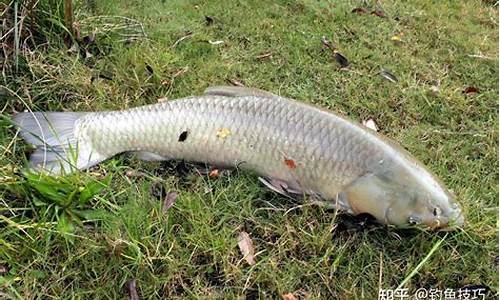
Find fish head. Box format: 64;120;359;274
341;161;464;230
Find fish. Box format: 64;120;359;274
13;86;464;230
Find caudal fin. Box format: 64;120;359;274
13;112;105;175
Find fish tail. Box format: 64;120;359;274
13;112;105;175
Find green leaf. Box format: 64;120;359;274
78;176;110;205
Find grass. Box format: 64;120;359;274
0;0;498;298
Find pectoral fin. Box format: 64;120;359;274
339;173;391;223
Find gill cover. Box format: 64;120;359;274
340;173;412;225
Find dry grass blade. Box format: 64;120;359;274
396;234;447;290
237;231;256;266
255;52;272;59
208;40;224;45
171;31;193;48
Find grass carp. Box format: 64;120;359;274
13;86;464;230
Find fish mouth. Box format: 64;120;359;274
423;210;465;231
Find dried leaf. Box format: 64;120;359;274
256;52;272;59
371;9;386;18
284;157;297;169
282;293;298;300
160;79;171;86
238;231;256;266
379;69;398;83
125;279;140;300
216;128;231;139
209;169;219;179
362;119;378;132
162;191;178;213
208;40;224;45
333;51;349;68
178;130;189;142
390;35;401;42
228;79;245;87
352;7;369;14
157;97;168;103
463;86;479;94
205;15;214;26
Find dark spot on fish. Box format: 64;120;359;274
178;130;189;142
145;63;154;74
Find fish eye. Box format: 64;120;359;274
433;207;441;217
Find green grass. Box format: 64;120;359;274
1;0;498;298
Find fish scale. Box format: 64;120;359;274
79;95;370;200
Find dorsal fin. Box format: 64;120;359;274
203;86;279;98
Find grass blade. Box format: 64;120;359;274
396;233;448;290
